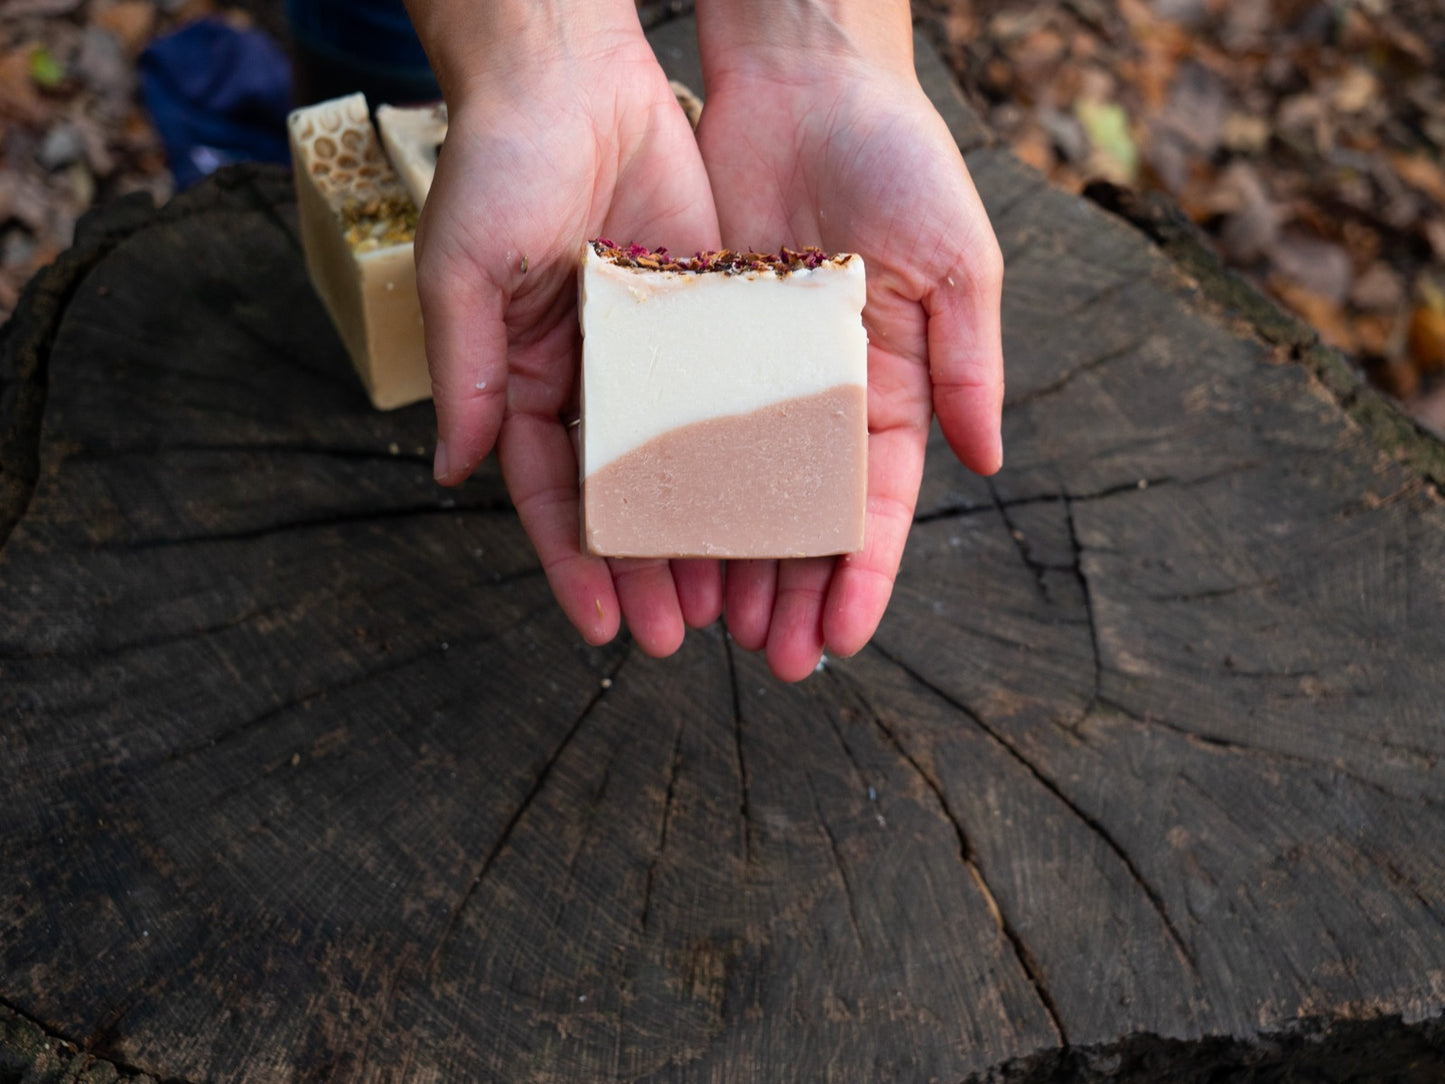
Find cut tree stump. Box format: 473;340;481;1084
3;16;1445;1084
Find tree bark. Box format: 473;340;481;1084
1;15;1443;1084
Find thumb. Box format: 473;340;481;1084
415;242;510;486
927;214;1005;476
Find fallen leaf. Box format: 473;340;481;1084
1076;98;1139;184
1013;124;1056;173
1214;161;1282;262
93;1;159;57
1374;356;1421;401
1425;219;1445;262
1222;111;1271;154
28;46;64;91
0;50;48;126
1354;313;1397;358
1271;231;1355;304
1158;60;1227;154
1351;262;1405;313
1332;65;1380;114
1271;279;1359;353
1408;306;1445;373
1389;152;1445;205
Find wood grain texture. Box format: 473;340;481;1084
2;17;1444;1084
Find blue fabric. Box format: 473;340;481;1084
139;19;293;189
286;0;431;70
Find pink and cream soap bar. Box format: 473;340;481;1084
579;241;869;558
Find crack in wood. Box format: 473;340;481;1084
0;602;283;663
1109;700;1445;825
722;635;754;867
1064;495;1104;717
988;477;1054;605
804;771;867;952
239;171;303;258
824;707;872;795
830;667;1070;1046
1004;336;1150;409
426;644;634;980
868;643;1202;985
160;601;552;770
641;718;685;935
0;993;190;1084
1058;278;1135;319
915;475;1178;526
65;442;435;466
1143;577;1283;603
93;500;519;551
212;292;360;392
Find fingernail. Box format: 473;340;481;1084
433;438;451;483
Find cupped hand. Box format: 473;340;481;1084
413;29;724;656
695;54;1005;681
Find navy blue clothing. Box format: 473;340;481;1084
139;19;293;189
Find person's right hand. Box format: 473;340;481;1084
405;3;725;656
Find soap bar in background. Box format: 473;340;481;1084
375;102;447;207
578;242;869;559
287;92;430;410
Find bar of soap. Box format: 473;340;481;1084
287;93;430;410
375;101;447;208
579;242;869;559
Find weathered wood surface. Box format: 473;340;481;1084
3;19;1445;1084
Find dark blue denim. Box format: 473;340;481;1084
287;0;440;105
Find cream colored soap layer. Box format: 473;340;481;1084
375;102;447;208
578;246;868;477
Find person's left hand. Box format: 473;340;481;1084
695;50;1005;681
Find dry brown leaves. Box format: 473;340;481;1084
0;0;270;322
924;0;1445;435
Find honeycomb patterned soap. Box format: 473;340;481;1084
287;93;429;410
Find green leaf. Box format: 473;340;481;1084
30;46;64;90
1075;99;1139;185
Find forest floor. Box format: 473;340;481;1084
1;0;1443;433
923;0;1445;432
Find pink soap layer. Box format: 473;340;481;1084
583;384;867;559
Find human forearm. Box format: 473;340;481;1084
694;0;914;82
402;0;643;104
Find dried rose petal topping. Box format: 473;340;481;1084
587;238;854;276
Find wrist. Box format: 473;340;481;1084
695;0;915;87
403;0;644;107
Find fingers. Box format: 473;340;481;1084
927;191;1006;477
724;560;777;652
415;247;510;487
497;411;619;646
672;559;725;629
765;558;834;682
501;408;695;657
608;558;687;657
822;417;929;658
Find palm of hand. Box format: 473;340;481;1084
697;69;1005;680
